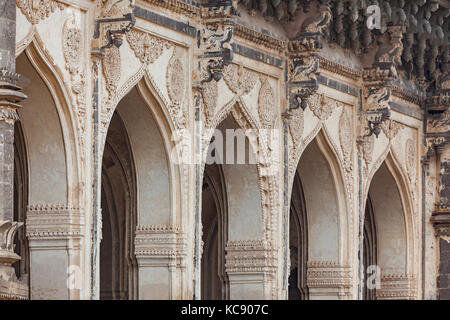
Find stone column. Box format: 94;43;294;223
0;0;28;300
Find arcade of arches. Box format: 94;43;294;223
0;0;449;300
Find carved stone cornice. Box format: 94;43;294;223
142;0;200;17
318;56;362;81
391;85;424;106
234;23;286;52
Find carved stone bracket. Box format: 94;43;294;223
286;5;331;111
360;69;393;139
196;0;238;83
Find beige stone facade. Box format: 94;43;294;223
0;0;448;300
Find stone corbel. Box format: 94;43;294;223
196;0;238;83
286;4;331;111
93;0;136;50
358;25;406;140
359;70;394;139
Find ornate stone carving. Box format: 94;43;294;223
225;239;276;274
16;0;66;25
406;139;416;183
376;273;416;300
289;108;304;148
380;119;402;140
63;14;86;106
222;64;258;96
26;205;84;240
126;29;172;65
201;80;218;126
166;48;186;129
308;93;339;121
339;107;353;172
287;5;331;111
167;49;185;107
134;225;186;258
102;46;121;97
306;261;352;297
300;4;332;34
361;77;392;138
258;77;275;129
197;1;237;83
0;107;19;124
361;134;375;168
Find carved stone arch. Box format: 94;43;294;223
201;164;229;299
17;37;83;300
363;150;418;299
105;77;186;299
199;99;278;299
134;78;184;227
290;128;352;299
21;37;81;206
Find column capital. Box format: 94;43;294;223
0;70;27;123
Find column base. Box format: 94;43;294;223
0;221;28;300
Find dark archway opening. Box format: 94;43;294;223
13;121;29;286
100;111;137;300
288;171;308;300
201;164;228;300
363;196;377;300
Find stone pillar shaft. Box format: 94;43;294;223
0;0;28;300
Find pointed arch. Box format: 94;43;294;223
289;127;352;299
18;36;81;206
364;150;418;299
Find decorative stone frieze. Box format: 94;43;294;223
306;261;352;299
26;205;84;240
134;225;187;258
225;239;277;275
16;0;66;25
376;273;416;300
